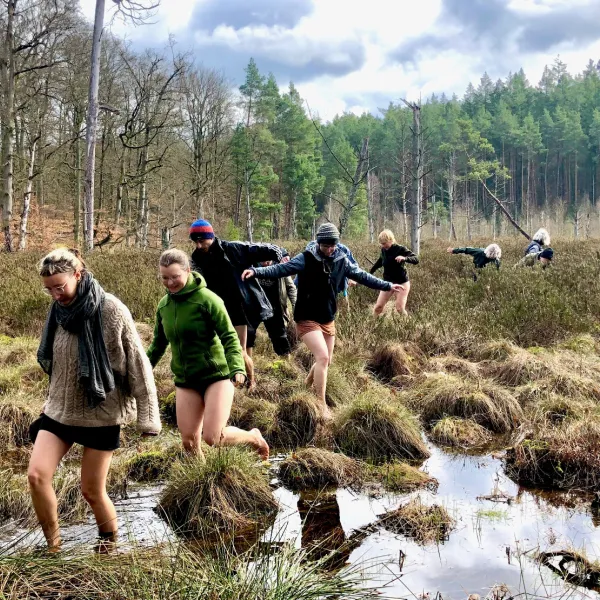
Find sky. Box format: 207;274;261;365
79;0;600;121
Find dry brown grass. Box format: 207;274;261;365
378;497;455;545
405;373;522;433
158;448;278;538
366;342;426;384
278;448;362;491
371;462;438;493
275;392;323;448
506;418;600;489
333;389;429;462
0;394;41;450
229;397;279;444
430;416;492;448
426;356;480;379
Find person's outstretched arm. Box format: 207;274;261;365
345;259;395;291
450;247;479;256
204;292;246;379
228;240;285;266
369;254;383;274
399;246;419;264
243;253;306;280
146;305;169;368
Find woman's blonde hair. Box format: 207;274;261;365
532;228;550;246
39;248;86;277
484;243;502;260
159;248;190;270
378;229;396;245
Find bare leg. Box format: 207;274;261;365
176;387;205;456
301;330;332;418
373;290;394;316
394;281;411;316
202;379;269;459
81;447;117;551
28;430;72;550
305;363;316;387
235;325;255;391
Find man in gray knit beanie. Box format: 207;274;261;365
316;223;340;246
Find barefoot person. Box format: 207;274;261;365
516;247;554;268
189;219;285;391
242;224;403;417
447;244;502;270
147;249;269;459
370;229;418;316
30;248;161;552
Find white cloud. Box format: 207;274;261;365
77;0;600;121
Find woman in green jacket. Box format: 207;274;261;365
147;249;269;459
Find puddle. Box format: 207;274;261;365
2;446;600;598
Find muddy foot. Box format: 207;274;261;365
251;428;270;460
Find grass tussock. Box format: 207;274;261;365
158;391;176;426
278;448;362;491
229;397;279;443
371;462;438;493
158;447;278;538
333;390;429;462
0;541;377;600
275;392;323;448
0;399;38;449
426;356;480;379
405;373;522;433
430;416;492;448
506;419;600;490
367;342;425;384
125;443;182;482
378;497;455;545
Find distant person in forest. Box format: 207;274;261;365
189;219;286;391
30;248;161;552
524;228;550;256
147;249;269;459
515;247;554;269
447;244;502;271
241;223;403;418
247;252;297;357
370;229;418;316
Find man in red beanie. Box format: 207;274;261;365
189;219;286;390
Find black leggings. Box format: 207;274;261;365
247;313;291;356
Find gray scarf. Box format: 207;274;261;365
37;272;115;408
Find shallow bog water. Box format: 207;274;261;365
2;446;600;599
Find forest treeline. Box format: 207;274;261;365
1;0;600;250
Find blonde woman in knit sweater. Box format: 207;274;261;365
30;249;161;552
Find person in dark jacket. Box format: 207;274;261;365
524;228;550;256
447;244;502;270
241;223;404;418
189;219;285;391
148;249;269;459
247;255;297;357
370;229;418;316
516;247;554;268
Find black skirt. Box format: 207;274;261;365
34;413;121;451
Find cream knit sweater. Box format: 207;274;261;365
43;293;161;433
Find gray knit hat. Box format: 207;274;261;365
316;223;340;244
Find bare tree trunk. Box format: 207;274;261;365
245;168;253;242
1;0;16;251
480;180;531;240
290;190;297;239
432;191;437;239
409;104;422;255
136;145;149;248
83;0;106;252
366;167;375;243
19;138;37;250
115;153;125;225
448;152;455;241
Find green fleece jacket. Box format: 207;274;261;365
147;272;245;386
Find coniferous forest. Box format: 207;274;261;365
1;0;600;250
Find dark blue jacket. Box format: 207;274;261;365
252;245;391;324
525;240;542;256
192;238;284;322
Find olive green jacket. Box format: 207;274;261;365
147;272;245;386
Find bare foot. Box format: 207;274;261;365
247;380;257;394
320;404;333;421
251;428;270;460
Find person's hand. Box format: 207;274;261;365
395;256;406;263
281;256;290;263
232;373;246;388
241;269;255;280
446;247;454;254
348;279;357;287
390;284;405;292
